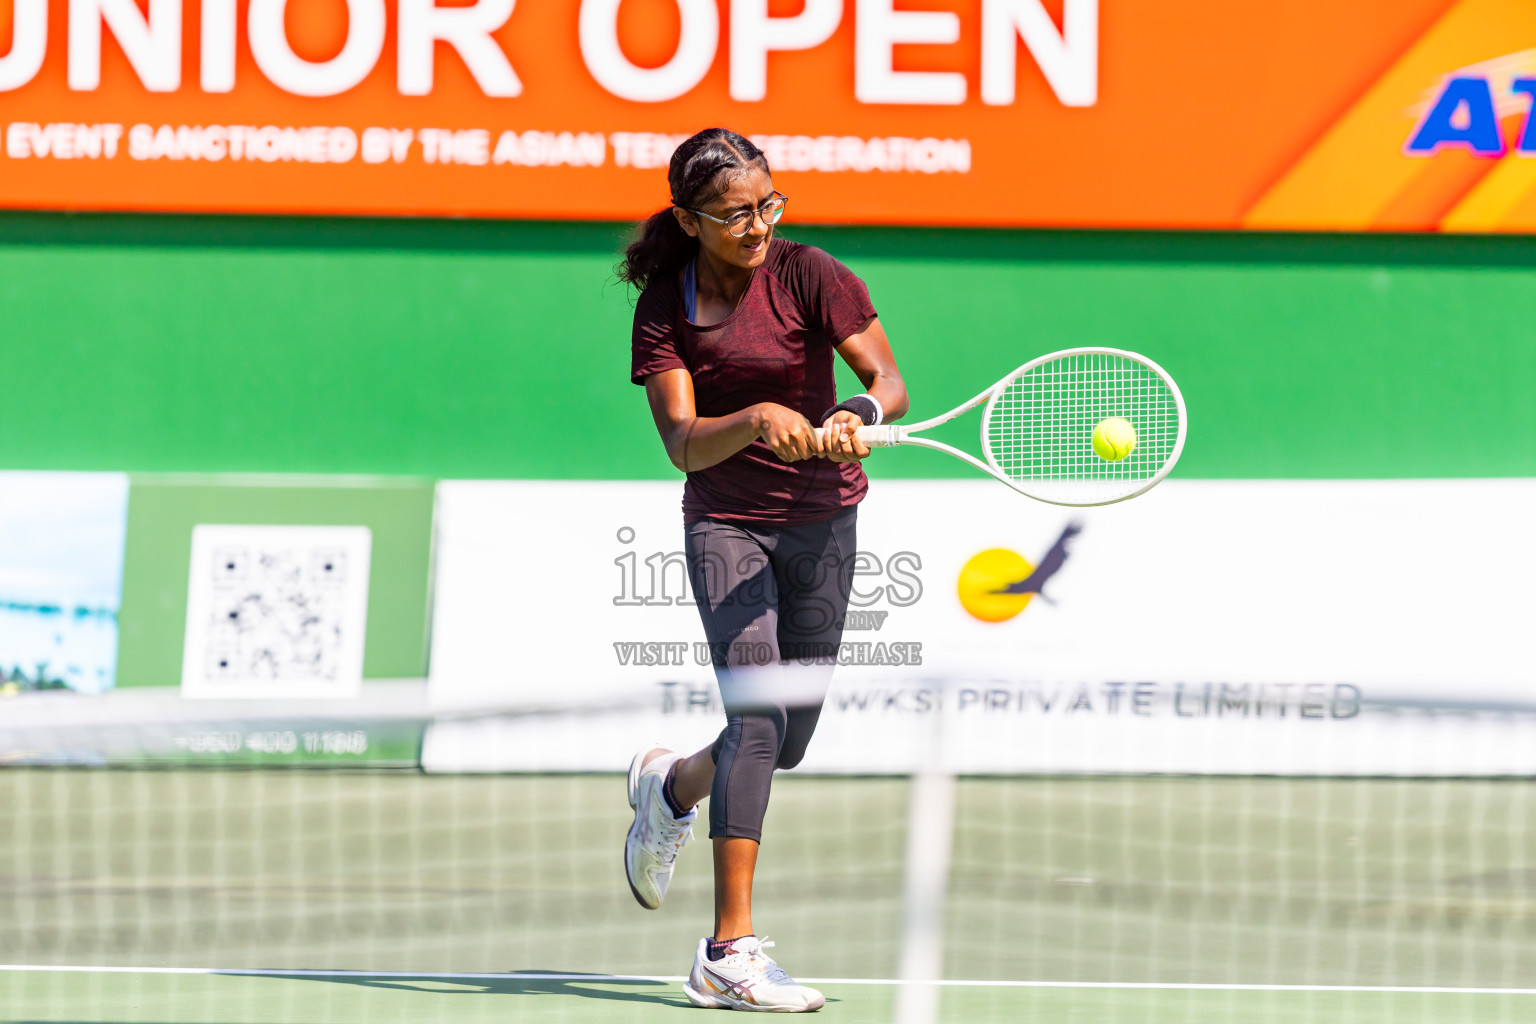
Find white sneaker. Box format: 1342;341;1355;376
683;935;825;1012
624;745;695;910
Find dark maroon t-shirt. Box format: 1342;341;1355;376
631;239;877;524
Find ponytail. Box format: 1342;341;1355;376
619;207;697;294
618;127;770;293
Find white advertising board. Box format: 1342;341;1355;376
424;479;1536;775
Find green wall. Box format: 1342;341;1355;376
2;213;1534;479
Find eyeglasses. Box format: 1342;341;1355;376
684;192;788;237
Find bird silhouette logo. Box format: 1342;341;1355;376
956;522;1083;623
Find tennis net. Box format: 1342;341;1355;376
1;684;1534;1024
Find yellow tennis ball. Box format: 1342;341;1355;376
1091;417;1137;462
957;548;1034;623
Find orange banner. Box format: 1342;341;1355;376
1;0;1534;229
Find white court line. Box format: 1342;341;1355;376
1;966;1534;995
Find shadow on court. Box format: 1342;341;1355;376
252;970;694;1009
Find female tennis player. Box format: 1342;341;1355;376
621;128;908;1012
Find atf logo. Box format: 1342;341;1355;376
1406;70;1536;157
956;522;1081;623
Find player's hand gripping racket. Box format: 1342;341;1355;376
821;348;1187;506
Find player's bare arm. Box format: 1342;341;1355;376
644;369;827;469
823;315;909;464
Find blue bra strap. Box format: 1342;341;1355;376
683;258;698;323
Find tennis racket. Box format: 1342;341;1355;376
820;347;1187;507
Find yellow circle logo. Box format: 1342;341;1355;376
957;548;1034;623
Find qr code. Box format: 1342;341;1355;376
183;526;371;699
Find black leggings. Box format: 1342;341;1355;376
685;507;856;842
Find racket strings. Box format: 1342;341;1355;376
984;352;1181;504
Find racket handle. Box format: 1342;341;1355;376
815;425;901;447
